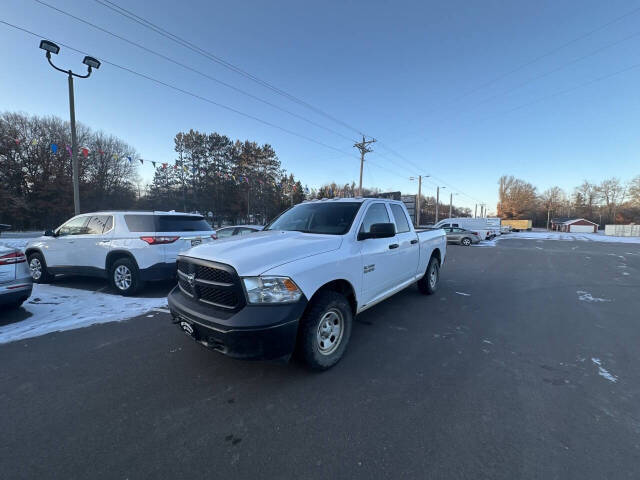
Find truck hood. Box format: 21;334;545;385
184;230;343;276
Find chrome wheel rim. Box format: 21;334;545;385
316;308;344;355
429;264;438;289
462;238;471;246
114;265;132;290
29;258;42;280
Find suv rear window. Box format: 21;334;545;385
156;215;212;232
124;215;155;232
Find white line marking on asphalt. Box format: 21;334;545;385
482;339;493;344
455;292;471;296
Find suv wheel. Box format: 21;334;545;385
461;237;472;246
297;291;353;370
28;252;54;283
110;258;143;295
418;256;440;295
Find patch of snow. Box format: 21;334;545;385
0;237;35;251
455;291;471;296
591;357;618;383
500;231;640;244
622;272;630;276
577;290;611;303
482;339;493;344
0;284;167;344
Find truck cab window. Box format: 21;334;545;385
360;203;390;234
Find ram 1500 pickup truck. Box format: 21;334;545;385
168;198;446;370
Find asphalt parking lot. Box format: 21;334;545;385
1;238;640;479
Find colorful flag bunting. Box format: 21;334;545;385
65;145;72;157
81;147;89;158
50;143;58;153
139;159;144;165
31;138;37;146
162;163;167;169
152;161;156;168
127;156;132;163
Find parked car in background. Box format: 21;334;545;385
434;218;494;240
0;243;32;309
25;211;214;295
169;198;446;370
213;225;263;239
443;227;481;246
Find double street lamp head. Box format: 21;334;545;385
39;39;100;76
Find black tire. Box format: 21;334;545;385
418;256;440;295
297;291;353;371
27;252;54;283
109;257;143;296
461;237;472;246
7;296;29;309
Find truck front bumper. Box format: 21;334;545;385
167;286;307;360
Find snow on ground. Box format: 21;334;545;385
0;236;39;250
499;231;640;243
0;284;167;344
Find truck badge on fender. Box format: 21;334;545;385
186;273;196;287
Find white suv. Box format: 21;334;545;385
25;211;215;295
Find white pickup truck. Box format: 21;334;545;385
168;198;446;370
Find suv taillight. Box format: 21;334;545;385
471;231;478;236
140;236;179;245
211;233;218;240
0;251;26;265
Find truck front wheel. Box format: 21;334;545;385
418;256;440;295
297;291;353;370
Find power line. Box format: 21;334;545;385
446;3;640;106
390;3;640;146
0;19;361;162
92;0;365;136
33;0;356;143
33;0;490;205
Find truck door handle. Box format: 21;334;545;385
388;243;399;249
410;239;418;244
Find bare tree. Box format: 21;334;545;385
597;178;626;224
540;186;564;230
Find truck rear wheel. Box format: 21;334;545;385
297;291;353;370
418;256;440;295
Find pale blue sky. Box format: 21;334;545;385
2;0;640;212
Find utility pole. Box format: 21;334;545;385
449;193;453;220
435;186;445;223
354;135;376;196
475;204;477;218
410;175;430;226
417;176;422;226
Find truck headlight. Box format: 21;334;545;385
242;276;302;304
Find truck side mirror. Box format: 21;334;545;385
359;222;396;240
44;229;56;237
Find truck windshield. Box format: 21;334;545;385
265;202;361;235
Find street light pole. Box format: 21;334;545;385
67;72;80;215
39;40;100;216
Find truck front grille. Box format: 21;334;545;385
177;258;244;310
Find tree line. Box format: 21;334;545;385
0;112;305;229
497;175;640;228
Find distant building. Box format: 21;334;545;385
550;217;598;233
